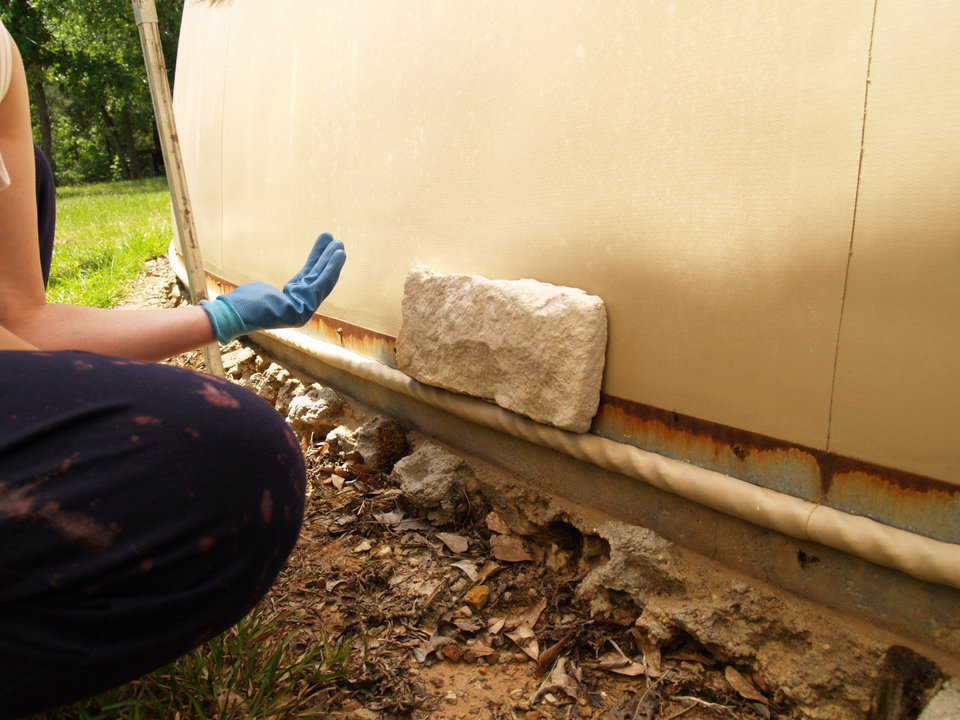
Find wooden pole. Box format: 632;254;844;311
132;0;224;377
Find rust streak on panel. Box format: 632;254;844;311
593;393;959;541
202;269;398;366
192;261;957;538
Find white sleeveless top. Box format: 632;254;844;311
0;19;14;190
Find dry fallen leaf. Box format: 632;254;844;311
507;597;547;630
725;666;767;704
478;560;503;583
491;535;533;562
506;623;540;661
453;618;482;633
466;642;496;657
414;629;454;664
485;511;512;535
488;617;506;635
373;510;405;525
537;630;576;674
590;651;648;677
437;532;470;554
451;560;479;582
630;628;662;675
354;539;372;553
533;655;579;703
667;649;716;665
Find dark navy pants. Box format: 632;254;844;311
0;149;308;718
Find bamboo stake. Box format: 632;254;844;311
132;0;224;377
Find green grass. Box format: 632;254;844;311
48;177;174;307
35;612;353;720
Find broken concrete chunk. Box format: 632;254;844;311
395;266;607;433
254;362;289;403
275;377;306;415
287;384;344;435
356;416;409;471
221;347;256;378
326;425;358;455
392;441;474;524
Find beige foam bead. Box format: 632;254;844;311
396;266;607;433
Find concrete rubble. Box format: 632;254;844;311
325;425;358;457
391;441;476;524
473;472;947;720
355;416;409;471
287;384;344;435
395;266;607;433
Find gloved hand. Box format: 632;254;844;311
201;233;346;344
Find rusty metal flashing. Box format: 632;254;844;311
185;256;959;544
593;396;960;543
203;269;398;367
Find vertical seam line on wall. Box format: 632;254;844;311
825;0;880;451
218;10;233;269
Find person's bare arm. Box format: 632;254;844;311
0;37;216;360
0;322;37;350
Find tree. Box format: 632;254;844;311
0;0;185;184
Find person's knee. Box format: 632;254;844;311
106;364;307;607
172;374;308;588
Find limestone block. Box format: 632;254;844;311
396;266;607;433
919;679;960;720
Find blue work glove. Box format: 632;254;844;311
201;233;346;344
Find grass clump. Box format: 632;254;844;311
38;612;353;720
48;177;173;308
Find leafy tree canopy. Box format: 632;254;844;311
0;0;185;184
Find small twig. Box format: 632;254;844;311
669;695;734;714
609;638;630;660
633;670;671;720
660;703;698;720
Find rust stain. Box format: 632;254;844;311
201;268;397;365
189;259;958;537
307;313;397;366
594;394;959;539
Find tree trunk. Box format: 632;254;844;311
30;77;54;173
119;106;145;179
99;106;130;178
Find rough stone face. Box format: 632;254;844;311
919;679;960;720
356;416;409;471
395;266;607;433
253;363;290;404
286;384;344;435
325;425;358;456
222;347;256;378
392;441;475;524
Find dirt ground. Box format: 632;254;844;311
124;257;946;720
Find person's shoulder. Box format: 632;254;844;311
0;19;12;104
